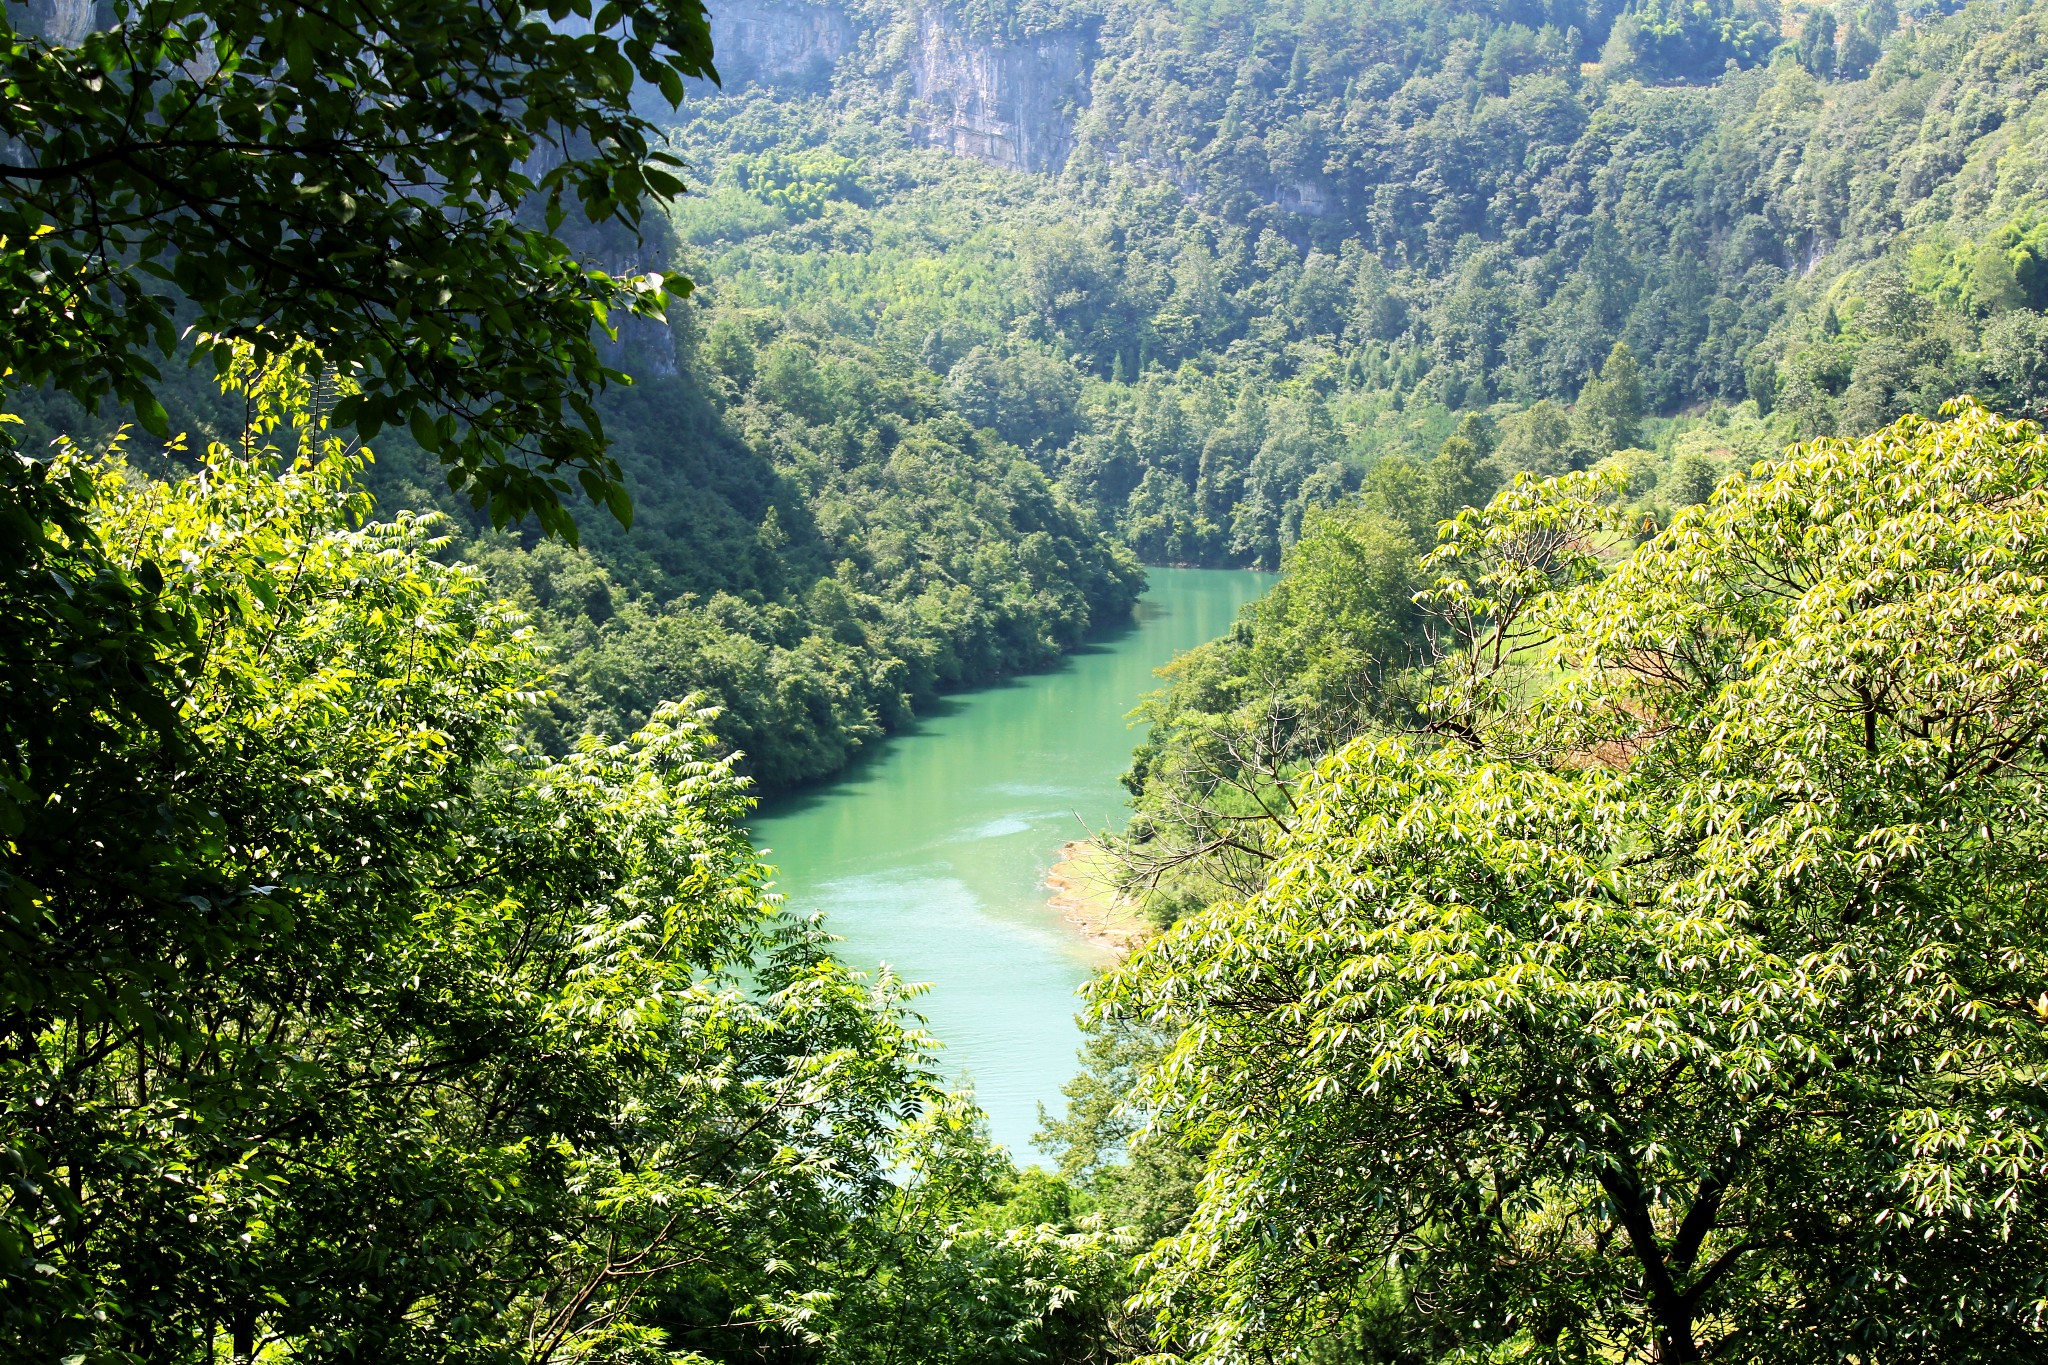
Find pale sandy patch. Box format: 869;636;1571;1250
1045;839;1150;959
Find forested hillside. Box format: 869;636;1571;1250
30;0;2047;791
374;351;1143;789
14;269;1144;793
10;0;2048;1360
672;0;2048;568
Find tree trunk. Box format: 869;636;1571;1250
1651;1311;1702;1362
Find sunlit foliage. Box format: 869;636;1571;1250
1100;403;2048;1361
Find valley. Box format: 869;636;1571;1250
751;566;1266;1156
9;0;2048;1358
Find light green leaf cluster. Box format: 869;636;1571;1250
0;356;963;1360
796;1091;1141;1365
1099;402;2048;1362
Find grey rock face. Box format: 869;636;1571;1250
710;1;856;90
1272;181;1333;218
14;0;110;43
908;10;1092;173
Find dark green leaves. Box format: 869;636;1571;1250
0;0;719;536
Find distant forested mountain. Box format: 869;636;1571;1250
670;0;2048;566
26;0;2047;792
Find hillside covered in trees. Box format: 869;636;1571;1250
8;0;2048;1360
41;0;2040;797
27;0;2043;796
673;0;2048;565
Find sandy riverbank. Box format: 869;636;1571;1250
1045;839;1152;958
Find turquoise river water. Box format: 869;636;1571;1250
749;567;1268;1158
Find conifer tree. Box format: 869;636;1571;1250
1572;341;1646;460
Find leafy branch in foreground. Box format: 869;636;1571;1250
0;359;937;1361
2;0;716;538
1;351;1140;1363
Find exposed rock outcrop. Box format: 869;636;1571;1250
709;0;856;90
908;10;1093;173
14;0;109;43
1272;181;1334;218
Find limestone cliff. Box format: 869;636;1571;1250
13;0;110;43
709;1;856;91
695;2;1098;177
906;9;1093;174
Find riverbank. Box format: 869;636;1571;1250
749;567;1269;1155
1046;840;1151;959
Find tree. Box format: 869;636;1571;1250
1153;245;1230;357
1021;229;1132;375
819;1093;1138;1365
1836;14;1882;77
1;0;715;539
0;419;199;1195
1972;240;2029;314
1425;413;1499;523
1573;341;1646;460
948;345;1084;454
1599;9;1645;73
1099;404;2048;1363
1115;501;1427;914
1985;310;2048;415
1614;0;1779;81
1798;8;1837;76
1669;448;1722;505
1493;399;1576;478
1;358;942;1361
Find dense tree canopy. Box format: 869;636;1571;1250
15;1;2048;1361
670;0;2048;574
1096;403;2048;1361
365;321;1144;791
0;360;1131;1362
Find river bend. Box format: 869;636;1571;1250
750;567;1267;1157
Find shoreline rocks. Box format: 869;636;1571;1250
1044;839;1149;959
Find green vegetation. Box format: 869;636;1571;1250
33;0;2048;793
0;0;714;537
0;361;1130;1360
15;231;1144;796
1091;402;2048;1360
14;0;2048;1359
668;0;2048;573
375;338;1143;790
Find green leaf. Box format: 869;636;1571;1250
136;395;170;437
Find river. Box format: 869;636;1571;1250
749;567;1268;1158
